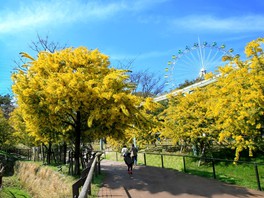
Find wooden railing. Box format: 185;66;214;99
0;163;4;189
72;152;103;198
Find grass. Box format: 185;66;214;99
0;151;31;197
52;163;105;197
104;151;264;191
0;175;31;198
90;172;105;197
0;160;105;198
104;151;123;162
214;161;262;190
3;149;262;195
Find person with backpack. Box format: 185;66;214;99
121;145;128;157
130;144;138;166
121;145;133;174
124;152;133;174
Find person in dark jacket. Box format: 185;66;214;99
124;152;133;174
130;144;138;166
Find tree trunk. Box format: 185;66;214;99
63;142;67;164
198;141;206;167
41;144;45;162
46;142;52;164
74;111;81;175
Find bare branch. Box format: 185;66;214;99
130;69;166;97
29;33;67;53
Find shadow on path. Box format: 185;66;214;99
99;160;264;198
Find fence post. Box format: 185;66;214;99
95;162;98;177
212;159;216;179
254;163;262;191
161;154;164;168
144;153;147;166
183;156;186;173
0;163;4;189
98;155;101;175
88;183;91;195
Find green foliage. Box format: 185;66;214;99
0;94;14;118
0;176;31;198
0;109;14;150
177;77;203;89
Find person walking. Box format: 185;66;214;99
124;152;133;174
130;144;138;166
121;145;133;174
121;145;128;157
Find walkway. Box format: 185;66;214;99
98;160;264;198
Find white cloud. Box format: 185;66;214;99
0;0;119;34
0;0;167;34
173;15;264;33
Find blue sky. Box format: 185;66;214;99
0;0;263;95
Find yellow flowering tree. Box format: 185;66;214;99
160;38;264;161
209;38;264;160
160;88;217;155
104;97;164;150
9;107;33;147
12;47;147;174
131;97;165;146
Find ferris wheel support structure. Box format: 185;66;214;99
154;76;218;102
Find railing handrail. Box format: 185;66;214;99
136;151;264;165
78;152;102;198
105;150;264;166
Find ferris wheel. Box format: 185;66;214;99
165;39;234;89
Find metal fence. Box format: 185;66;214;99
104;151;264;191
5;148;263;192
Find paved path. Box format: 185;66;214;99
98;160;264;198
